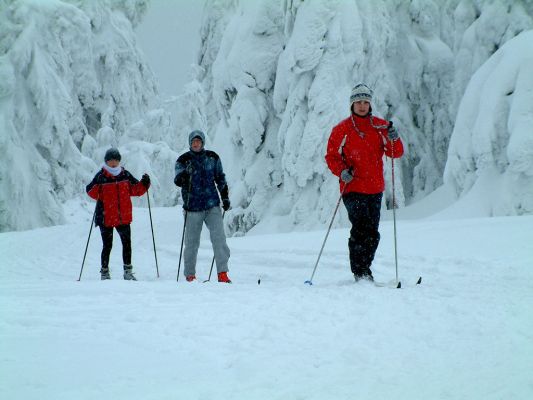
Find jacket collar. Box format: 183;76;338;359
102;165;124;178
189;149;206;157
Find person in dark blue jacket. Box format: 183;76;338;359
174;130;232;283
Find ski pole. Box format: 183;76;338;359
202;254;216;283
305;187;346;285
146;189;160;278
176;211;187;281
391;141;400;287
382;121;401;288
77;204;97;281
203;210;226;283
387;124;421;288
177;166;193;282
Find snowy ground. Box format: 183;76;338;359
1;202;532;400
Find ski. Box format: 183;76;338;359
373;276;422;289
373;280;401;288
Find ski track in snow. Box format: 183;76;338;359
1;207;532;400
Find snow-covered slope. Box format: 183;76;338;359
184;0;533;234
1;202;532;399
0;0;180;232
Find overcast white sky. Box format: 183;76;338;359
135;0;206;98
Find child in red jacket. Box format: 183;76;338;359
86;148;150;280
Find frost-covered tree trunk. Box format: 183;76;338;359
0;0;178;232
181;0;533;234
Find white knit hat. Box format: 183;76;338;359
350;83;373;104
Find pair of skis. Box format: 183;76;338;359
304;276;422;288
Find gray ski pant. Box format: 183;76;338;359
183;206;230;277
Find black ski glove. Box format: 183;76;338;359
388;121;399;141
174;172;190;187
219;185;230;211
222;198;231;211
141;173;150;187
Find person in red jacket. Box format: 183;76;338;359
86;148;150;280
325;83;404;282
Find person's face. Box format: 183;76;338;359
352;100;370;116
106;159;120;168
191;138;203;152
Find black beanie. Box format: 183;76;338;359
104;148;121;162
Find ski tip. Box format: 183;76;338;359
304;280;313;286
396;281;401;289
416;276;422;285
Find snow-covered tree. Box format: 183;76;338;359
185;0;533;234
0;0;178;232
444;30;533;216
2;0;533;233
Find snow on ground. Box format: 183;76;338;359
1;202;532;400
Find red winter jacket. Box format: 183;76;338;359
325;114;404;194
86;168;149;227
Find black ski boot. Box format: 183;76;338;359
100;267;111;280
354;270;374;283
123;264;137;281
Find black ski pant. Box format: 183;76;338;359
342;192;383;277
99;224;132;269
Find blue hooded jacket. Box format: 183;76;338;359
174;131;229;211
